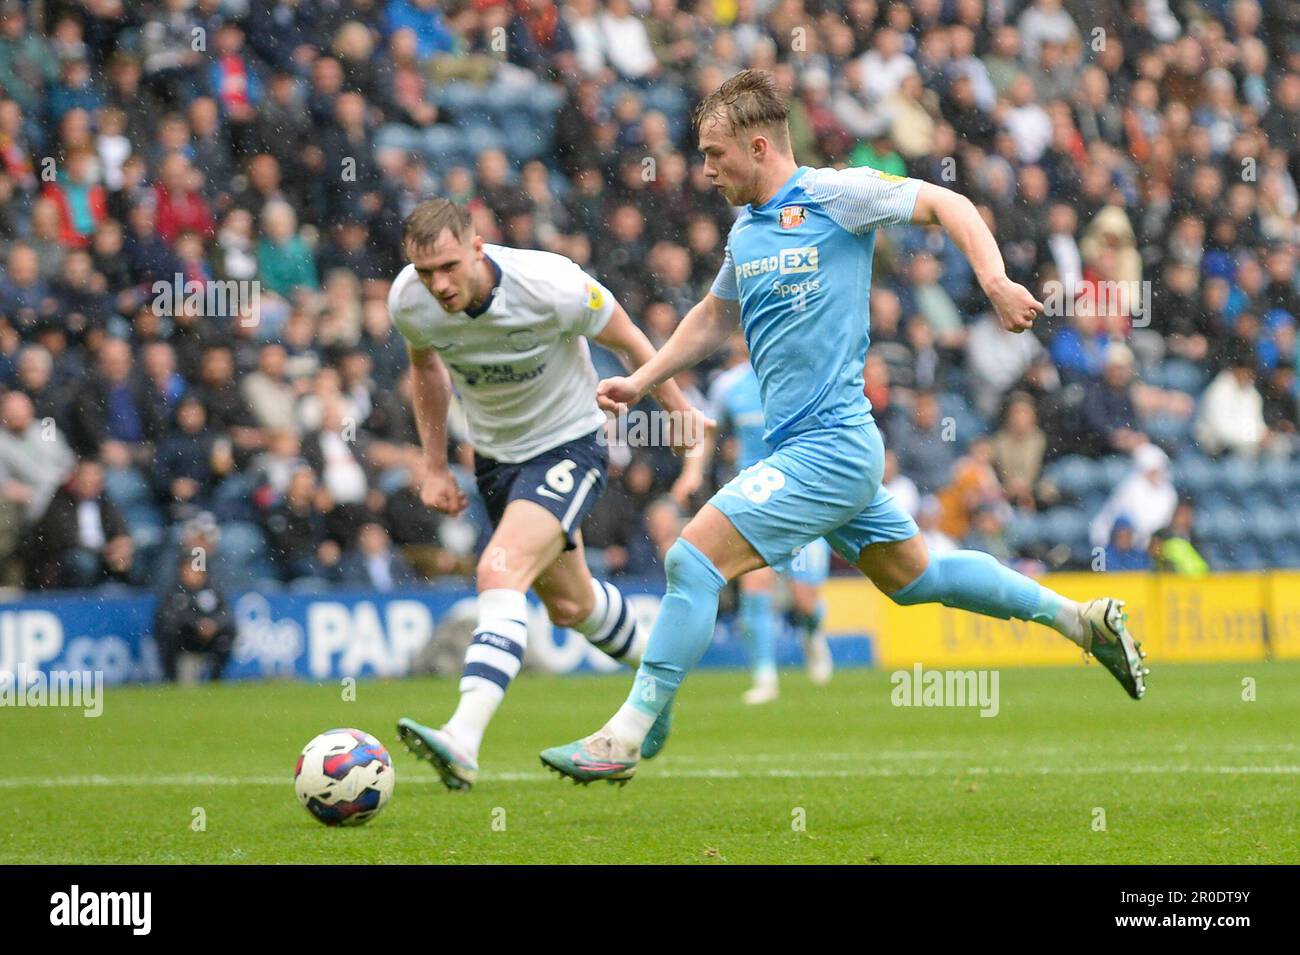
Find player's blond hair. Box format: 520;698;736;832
692;69;791;151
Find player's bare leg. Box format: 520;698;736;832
540;504;765;783
533;538;647;666
855;535;1148;699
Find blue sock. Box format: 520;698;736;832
607;539;726;745
889;550;1063;624
739;589;776;679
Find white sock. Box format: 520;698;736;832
573;579;646;665
1047;599;1088;648
444;588;528;758
606;702;656;751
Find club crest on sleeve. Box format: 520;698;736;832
779;206;807;229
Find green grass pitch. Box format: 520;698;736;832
3;661;1297;864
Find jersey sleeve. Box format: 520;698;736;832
802;165;921;234
388;276;438;350
553;264;617;338
709;241;739;301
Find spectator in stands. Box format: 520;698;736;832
1090;443;1178;552
1148;526;1209;576
891;391;959;496
265;465;336;584
991;392;1046;510
916;494;956;554
155;396;232;522
1104;516;1152;571
68;337;165;465
0;392;75;586
338;520;418;592
257;200;319;300
154;557;235;683
1195;345;1269;457
1080;343;1147;456
26;459;135;589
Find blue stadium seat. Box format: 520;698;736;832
1225;541;1267;570
1005;511;1044;550
1157;359;1207;394
1099;455;1131;488
1042;455;1099;499
1267;541;1300;569
1174;453;1217;497
1220;456;1261;496
1248;506;1291;545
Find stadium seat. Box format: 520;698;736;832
1042;455;1099;499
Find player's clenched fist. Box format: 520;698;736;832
987;275;1044;334
420;463;469;515
670;406;716;458
595;375;644;416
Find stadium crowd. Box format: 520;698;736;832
1;0;1300;599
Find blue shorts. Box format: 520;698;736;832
710;420;918;573
474;430;607;550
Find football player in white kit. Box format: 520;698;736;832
390;198;711;789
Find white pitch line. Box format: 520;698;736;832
2;764;1299;789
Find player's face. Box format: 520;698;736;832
698;117;760;206
407;229;483;312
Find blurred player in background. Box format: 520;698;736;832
708;334;832;704
389;198;710;789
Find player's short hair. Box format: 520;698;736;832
402;198;473;252
693;69;790;149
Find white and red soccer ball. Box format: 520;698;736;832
294;728;395;826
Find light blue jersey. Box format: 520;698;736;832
707;363;769;469
710;165;919;447
707;165;922;570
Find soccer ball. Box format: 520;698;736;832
294;728;395;827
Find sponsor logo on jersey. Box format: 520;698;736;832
779;246;819;274
770;277;821;298
864;168;908;183
736;255;780;279
448;361;547;386
585;282;605;313
779;205;807;229
736;246;819;282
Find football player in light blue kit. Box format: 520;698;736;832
541;70;1149;784
709;334;833;704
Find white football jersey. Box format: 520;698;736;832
388;244;616;463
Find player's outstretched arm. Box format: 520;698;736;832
910;181;1044;334
594;303;716;458
594;304;698;417
407;343;468;515
596;293;740;414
